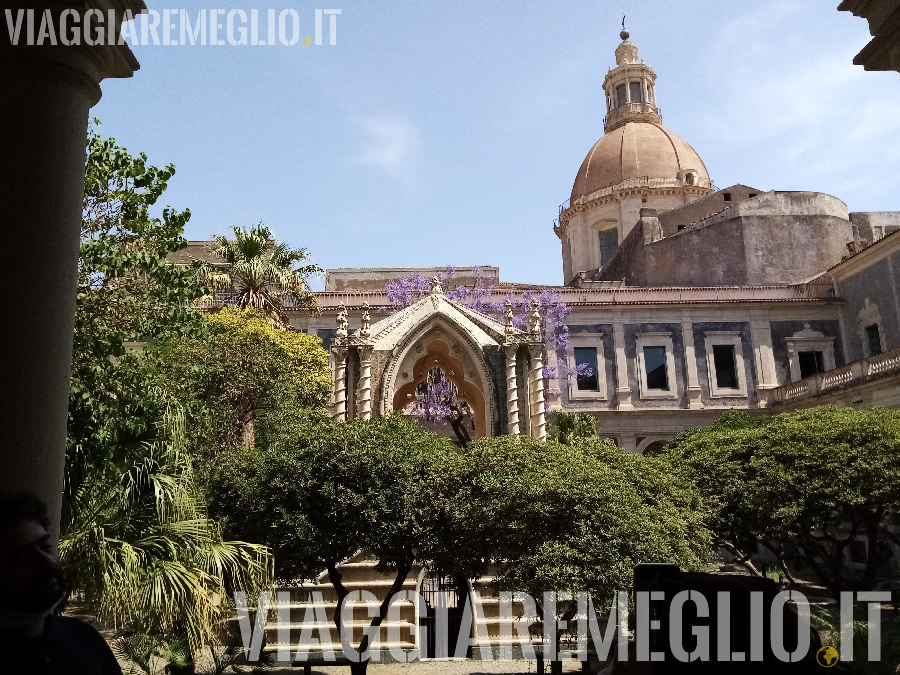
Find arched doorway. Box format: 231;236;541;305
401;366;476;445
392;339;488;438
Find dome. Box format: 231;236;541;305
570;122;710;202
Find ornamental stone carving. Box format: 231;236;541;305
336;304;348;338
429;276;443;295
527;299;542;336
360;302;371;340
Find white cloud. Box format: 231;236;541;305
693;0;900;204
355;115;423;185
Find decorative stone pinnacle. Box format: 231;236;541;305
336;303;348;338
360;302;371;339
504;299;515;335
429;276;444;295
527;299;542;335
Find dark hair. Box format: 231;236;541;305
0;492;50;538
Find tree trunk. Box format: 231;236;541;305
237;410;255;449
349;662;369;675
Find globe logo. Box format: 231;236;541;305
817;646;840;667
302;36;313;47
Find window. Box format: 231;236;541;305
713;345;738;389
629;81;643;104
677;225;687;231
705;332;748;397
798;350;825;378
866;324;883;356
599;228;619;267
873;226;885;242
636;332;676;399
644;346;668;389
568;335;607;400
723;192;732;202
685;173;695;185
616;84;627;107
786;324;836;382
574;347;599;391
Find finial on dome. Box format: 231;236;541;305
620;15;629;41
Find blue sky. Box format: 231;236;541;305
93;0;900;288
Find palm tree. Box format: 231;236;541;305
61;405;273;668
197;224;321;326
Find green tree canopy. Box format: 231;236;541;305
71;124;209;468
152;306;332;450
455;435;709;614
208;414;474;674
663;407;900;593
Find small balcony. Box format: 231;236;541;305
772;347;900;406
603;102;661;131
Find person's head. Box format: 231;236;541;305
0;492;64;615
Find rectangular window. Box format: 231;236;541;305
712;344;739;389
866;324;883;356
599;228;619;267
629;81;643;104
643;346;669;390
574;347;599;391
616;84;627;107
723;192;732;202
798;350;825;378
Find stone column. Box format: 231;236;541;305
0;3;145;535
357;346;373;421
528;344;547;441
681;314;704;409
504;345;520;436
332;348;348;421
613;315;634;410
750;313;778;407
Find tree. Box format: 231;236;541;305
196;223;321;326
208;414;478;675
68;127;274;673
71;123;209;473
663;407;900;594
451;435;709;669
61;405;273;669
551;411;599;445
152;306;332;450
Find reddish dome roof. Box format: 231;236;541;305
570;122;709;202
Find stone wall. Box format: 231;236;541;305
325;266;499;292
658;184;762;236
832;247;900;362
599;191;854;287
850;212;900;243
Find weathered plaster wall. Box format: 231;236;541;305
833;252;900;362
599;191;853;287
850;212;900;242
325;267;499;292
644;218;748;286
658;184;762;236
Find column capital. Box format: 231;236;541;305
1;2;147;103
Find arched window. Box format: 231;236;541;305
629;81;643;104
615;84;627;108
